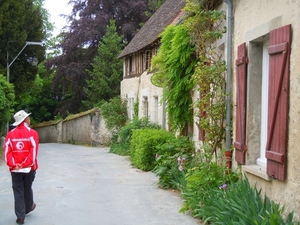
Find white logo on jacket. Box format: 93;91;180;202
16;142;24;150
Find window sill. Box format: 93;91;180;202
242;165;272;181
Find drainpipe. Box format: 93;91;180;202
224;0;233;152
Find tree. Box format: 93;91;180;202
0;0;46;98
46;0;157;117
83;20;125;108
0;74;15;135
146;0;166;17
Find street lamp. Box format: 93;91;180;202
6;41;43;132
6;41;43;82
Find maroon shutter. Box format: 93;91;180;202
266;24;291;181
234;43;248;165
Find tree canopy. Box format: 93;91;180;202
83;20;125;108
46;0;160;117
0;0;47;97
0;0;49;134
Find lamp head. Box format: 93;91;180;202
30;57;39;66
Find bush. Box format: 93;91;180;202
152;135;194;190
180;161;229;215
180;149;240;215
109;117;160;156
130;128;174;171
195;176;299;225
100;96;128;135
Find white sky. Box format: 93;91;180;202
44;0;72;37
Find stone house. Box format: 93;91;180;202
119;0;300;219
118;0;186;129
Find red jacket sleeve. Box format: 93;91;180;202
4;133;16;168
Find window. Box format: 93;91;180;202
152;96;159;123
142;96;148;118
234;24;291;181
128;97;134;120
258;41;269;167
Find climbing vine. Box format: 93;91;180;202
185;0;227;156
152;23;197;132
152;0;227;157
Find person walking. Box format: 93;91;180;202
4;110;39;224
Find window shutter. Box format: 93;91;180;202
234;43;248;165
266;24;291;181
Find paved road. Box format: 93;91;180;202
0;143;200;225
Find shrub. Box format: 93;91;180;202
109;117;160;156
130;128;174;171
195;176;299;225
180;149;240;215
100;96;128;136
152;135;194;190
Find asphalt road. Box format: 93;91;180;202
0;143;201;225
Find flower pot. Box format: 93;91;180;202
224;151;232;171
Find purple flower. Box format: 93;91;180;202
219;184;228;190
156;153;159;158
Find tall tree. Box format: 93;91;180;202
47;0;156;117
83;20;125;108
0;0;46;97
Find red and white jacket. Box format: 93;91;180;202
4;122;39;172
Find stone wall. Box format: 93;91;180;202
33;108;111;146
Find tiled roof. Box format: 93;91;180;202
118;0;186;58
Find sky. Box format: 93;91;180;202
44;0;72;37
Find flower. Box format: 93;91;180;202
219;183;228;190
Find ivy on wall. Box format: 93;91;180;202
152;23;197;132
185;0;227;156
152;0;227;157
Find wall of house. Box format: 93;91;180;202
121;71;165;128
231;0;300;219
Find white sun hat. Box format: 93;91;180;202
12;110;31;126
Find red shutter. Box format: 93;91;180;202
266;24;291;181
234;43;248;164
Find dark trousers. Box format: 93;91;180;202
11;170;36;219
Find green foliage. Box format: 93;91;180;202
0;74;15;135
0;0;46;97
145;0;166;17
109;117;160;156
83;20;125;108
130;128;174;171
195;176;299;225
16;72;58;124
100;96;128;135
152;135;194;189
184;0;227;156
178;145;241;215
152;23;197;132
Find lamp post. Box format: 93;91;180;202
6;41;43;132
6;41;43;82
